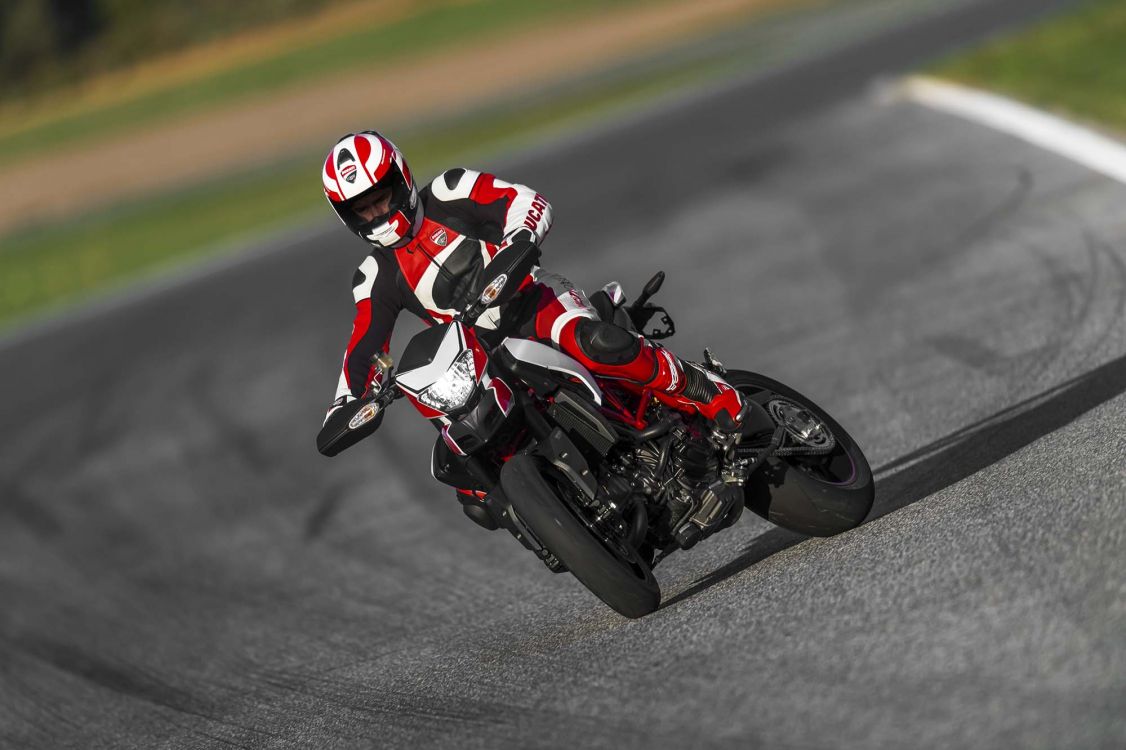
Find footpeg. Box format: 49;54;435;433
703;347;726;375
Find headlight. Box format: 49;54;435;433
417;349;478;412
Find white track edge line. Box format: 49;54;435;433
897;75;1126;186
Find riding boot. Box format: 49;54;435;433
557;318;744;428
640;341;745;430
589;335;744;429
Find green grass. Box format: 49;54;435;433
1;0;349;95
0;53;730;328
934;0;1126;134
0;0;637;166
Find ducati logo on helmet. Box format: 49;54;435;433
337;148;358;184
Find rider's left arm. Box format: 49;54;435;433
470;172;553;250
426;168;553;250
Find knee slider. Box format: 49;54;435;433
574;318;642;365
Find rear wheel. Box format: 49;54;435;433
500;454;660;618
726;370;874;537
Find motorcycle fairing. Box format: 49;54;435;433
397;322;468;394
484;372;514;416
431;436;489;492
395;320;517;455
395;321;604;455
441;373;513;456
499;338;603;405
397;323;456;384
396;322;487;421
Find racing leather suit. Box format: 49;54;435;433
322;168;743;439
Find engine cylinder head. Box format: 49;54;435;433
671;435;716;483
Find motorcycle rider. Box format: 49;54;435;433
316;131;745;490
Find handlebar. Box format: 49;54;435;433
368;353;402;409
374;380;403;408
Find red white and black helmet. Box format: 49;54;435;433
322;131;421;248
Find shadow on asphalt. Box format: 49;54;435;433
661;348;1126;609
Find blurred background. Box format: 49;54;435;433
0;0;854;325
3;0;1119;330
1;1;1123;748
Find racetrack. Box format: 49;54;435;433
2;0;1123;748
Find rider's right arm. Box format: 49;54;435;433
317;251;403;456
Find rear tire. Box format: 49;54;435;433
500;454;661;618
726;370;874;537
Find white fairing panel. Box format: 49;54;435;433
501;338;602;404
397;324;465;394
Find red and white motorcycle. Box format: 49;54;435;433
321;243;874;618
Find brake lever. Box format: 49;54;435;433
368;352;402;406
374;368;406;407
460;301;485;326
379;378;404;405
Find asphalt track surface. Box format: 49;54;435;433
2;0;1122;747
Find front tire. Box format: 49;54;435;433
500;454;661;618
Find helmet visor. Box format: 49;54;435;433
336;163;411;234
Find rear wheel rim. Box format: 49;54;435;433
740;389;859;487
766;398;836;450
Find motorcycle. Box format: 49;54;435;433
320;242;874;618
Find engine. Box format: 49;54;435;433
614;423;720;537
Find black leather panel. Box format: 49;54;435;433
443;168;466;190
431;240;484;311
420;186;506;243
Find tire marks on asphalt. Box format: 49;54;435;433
663;343;1126;608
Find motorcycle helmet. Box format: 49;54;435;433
322;131;421;248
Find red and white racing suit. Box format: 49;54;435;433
326;168;743;427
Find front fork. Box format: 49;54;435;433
442;396;600;572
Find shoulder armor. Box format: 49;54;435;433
352;254;380;303
430;168;481;202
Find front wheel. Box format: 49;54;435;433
726;370;875;537
500;454;661;618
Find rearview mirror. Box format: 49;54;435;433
461;241;542;325
474;240;541;309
